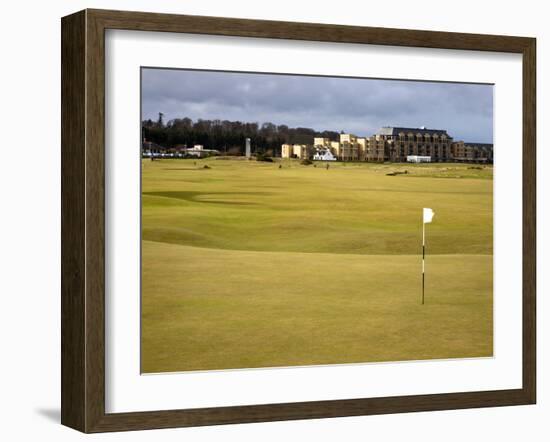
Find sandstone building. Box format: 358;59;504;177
282;126;493;163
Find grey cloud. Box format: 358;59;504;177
142;68;493;143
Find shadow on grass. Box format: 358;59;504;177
161;167;210;171
143;191;271;206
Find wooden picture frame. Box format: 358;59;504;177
61;8;536;433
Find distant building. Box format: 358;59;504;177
142;140;168;157
452;141;494;163
375;126;453;162
284;127;493;163
313;137;331;148
142;141;221;159
281;144;293;158
337;133;362;161
313;148;337;161
314;134;367;161
407;155;432;163
468;143;493;163
363;136;386;162
181;145;220;158
281;143;311;159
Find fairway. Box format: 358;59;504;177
141;158;493;373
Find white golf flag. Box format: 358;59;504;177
423;208;435;224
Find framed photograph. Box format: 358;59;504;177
61;9;536;433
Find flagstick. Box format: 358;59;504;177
422;220;425;305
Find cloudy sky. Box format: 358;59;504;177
142;68;493;143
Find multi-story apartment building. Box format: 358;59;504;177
283;127;493;163
451;141;494;163
337;133;362;161
364;136;386;162
470;143;494;163
313;137;331;149
282;143;312;159
375;126;453;162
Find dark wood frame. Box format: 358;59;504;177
61;8;536;433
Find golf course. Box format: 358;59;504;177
141;158;493;373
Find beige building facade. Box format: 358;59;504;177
284;126;493;163
281;143;312;159
375;127;453;162
451;141;494;163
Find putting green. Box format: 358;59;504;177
141;158;493;373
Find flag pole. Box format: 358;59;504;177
422;219;425;305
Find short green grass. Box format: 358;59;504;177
141;158;493;373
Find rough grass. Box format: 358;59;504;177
141;158;493;373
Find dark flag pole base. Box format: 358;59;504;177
422;273;430;305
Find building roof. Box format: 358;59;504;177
376;126;451;137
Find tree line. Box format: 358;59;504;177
142;114;340;156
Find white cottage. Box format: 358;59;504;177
407;155;431;163
313;149;337;161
